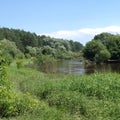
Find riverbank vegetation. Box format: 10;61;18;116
0;64;120;120
0;27;120;64
0;27;83;61
83;32;120;63
0;27;120;119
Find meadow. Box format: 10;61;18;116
1;64;120;120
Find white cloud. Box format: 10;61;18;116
40;26;120;45
79;26;120;35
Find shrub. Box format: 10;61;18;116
34;54;56;72
0;43;39;117
0;90;39;117
0;87;17;117
16;59;24;69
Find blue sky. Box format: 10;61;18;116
1;0;120;45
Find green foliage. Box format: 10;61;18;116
4;67;74;120
16;59;24;69
0;27;83;56
35;54;56;66
0;87;16;117
0;43;9;85
94;32;113;45
11;66;120;120
0;90;39;117
70;40;83;52
33;54;56;72
0;45;15;117
1;106;74;120
0;40;24;64
26;46;37;57
0;44;39;117
106;35;120;60
93;32;120;60
83;40;111;63
42;46;56;56
0;27;84;61
15;93;39;114
95;49;111;63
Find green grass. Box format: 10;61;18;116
2;65;120;120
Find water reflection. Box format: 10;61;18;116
40;60;120;75
86;63;120;74
57;61;85;74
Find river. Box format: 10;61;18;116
40;60;120;75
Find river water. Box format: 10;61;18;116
40;60;120;75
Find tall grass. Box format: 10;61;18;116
5;66;120;120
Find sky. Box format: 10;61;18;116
1;0;120;45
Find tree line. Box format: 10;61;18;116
1;27;119;64
83;32;120;63
0;27;83;55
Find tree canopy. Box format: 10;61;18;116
83;40;111;63
0;27;83;56
93;33;120;60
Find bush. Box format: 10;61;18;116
0;87;17;117
0;89;39;117
15;93;39;115
0;43;39;117
34;54;56;72
16;59;24;69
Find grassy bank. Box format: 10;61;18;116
1;65;120;120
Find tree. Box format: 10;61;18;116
70;40;83;52
26;46;37;57
0;27;84;58
106;35;120;60
0;40;20;64
93;32;113;45
94;50;111;63
93;32;120;60
1;39;24;61
83;40;111;63
42;46;56;56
